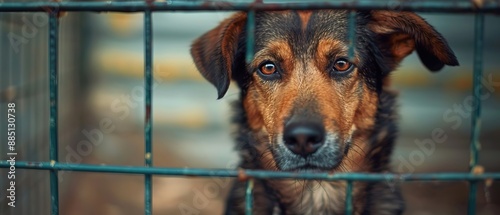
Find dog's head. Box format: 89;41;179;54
191;10;458;172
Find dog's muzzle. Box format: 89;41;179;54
283;121;325;157
274;119;344;171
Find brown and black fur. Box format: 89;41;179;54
191;10;458;215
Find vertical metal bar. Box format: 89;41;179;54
245;10;255;64
48;10;59;215
245;179;254;215
144;9;153;215
345;10;356;215
345;181;353;215
469;182;478;215
347;10;356;61
244;8;256;214
468;13;484;215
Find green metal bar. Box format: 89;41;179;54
468;13;485;215
245;10;255;64
469;182;478;215
3;161;500;181
345;181;353;215
48;11;60;215
245;179;254;215
144;8;153;215
345;10;356;214
347;10;356;61
0;1;500;13
244;8;256;214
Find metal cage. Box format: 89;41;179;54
1;1;500;215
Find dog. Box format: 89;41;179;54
191;10;458;215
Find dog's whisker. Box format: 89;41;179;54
299;179;307;212
351;144;367;155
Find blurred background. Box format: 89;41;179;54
0;0;499;214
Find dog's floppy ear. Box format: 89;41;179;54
368;11;459;71
190;13;247;99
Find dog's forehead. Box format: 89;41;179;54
254;10;350;52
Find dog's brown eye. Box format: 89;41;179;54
260;63;277;75
333;59;352;72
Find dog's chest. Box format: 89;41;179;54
275;181;345;215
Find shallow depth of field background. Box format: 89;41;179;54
1;0;500;214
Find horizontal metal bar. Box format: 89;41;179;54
0;1;499;13
1;161;500;181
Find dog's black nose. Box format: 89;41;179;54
283;122;325;157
